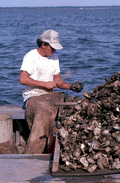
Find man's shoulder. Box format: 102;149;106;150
25;49;37;57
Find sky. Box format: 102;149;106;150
0;0;120;7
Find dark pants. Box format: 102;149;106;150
24;92;63;154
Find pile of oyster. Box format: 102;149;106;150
57;71;120;173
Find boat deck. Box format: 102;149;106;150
0;154;119;183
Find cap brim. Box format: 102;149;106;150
49;43;63;50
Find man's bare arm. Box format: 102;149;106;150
19;70;57;90
54;72;71;90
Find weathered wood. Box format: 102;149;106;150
52;94;64;172
52;135;60;173
0;113;13;143
54;102;78;106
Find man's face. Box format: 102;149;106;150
43;44;56;57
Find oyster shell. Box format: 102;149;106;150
97;158;104;170
73;148;81;158
87;165;97;173
102;129;110;136
83;91;91;99
93;152;102;160
87;156;95;164
80;157;89;168
101;156;109;168
92;141;100;150
59;127;68;138
94;126;101;137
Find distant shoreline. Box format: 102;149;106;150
0;6;120;9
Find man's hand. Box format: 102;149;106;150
45;81;58;90
70;81;84;93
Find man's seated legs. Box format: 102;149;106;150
24;92;62;154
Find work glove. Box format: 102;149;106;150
70;81;84;93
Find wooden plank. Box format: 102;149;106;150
53;166;120;177
54;102;78;106
15;131;20;145
52;93;64;173
0;154;51;159
52;135;60;173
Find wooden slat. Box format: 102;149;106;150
52;93;64;173
52;135;60;173
54;102;78;106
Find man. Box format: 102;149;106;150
19;29;84;154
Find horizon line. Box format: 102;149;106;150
0;5;120;8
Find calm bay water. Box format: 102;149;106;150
0;7;120;107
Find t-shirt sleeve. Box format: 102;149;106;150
20;52;34;75
54;59;60;75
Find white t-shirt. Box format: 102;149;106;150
20;49;60;101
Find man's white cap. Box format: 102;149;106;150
41;29;63;50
